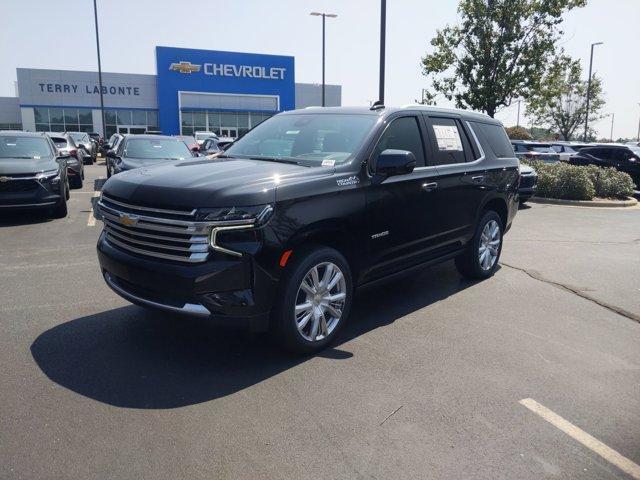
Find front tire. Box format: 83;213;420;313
272;246;353;354
455;210;503;279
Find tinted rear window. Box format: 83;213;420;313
469;122;513;158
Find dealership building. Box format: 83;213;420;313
0;46;341;138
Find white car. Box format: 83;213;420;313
194;131;217;145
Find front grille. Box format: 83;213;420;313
520;175;537;188
0;179;40;193
98;193;210;263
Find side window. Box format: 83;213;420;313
425;117;473;165
373;116;426;167
469;122;512;158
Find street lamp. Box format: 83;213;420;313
637;103;640;142
310;11;337;107
583;41;603;142
93;0;106;140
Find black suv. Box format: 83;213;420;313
0;131;70;218
96;106;519;352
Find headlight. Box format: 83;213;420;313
36;170;60;182
199;205;274;257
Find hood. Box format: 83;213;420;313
119;157;175;171
0;157;58;175
103;156;334;209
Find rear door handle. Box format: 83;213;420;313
422;182;438;192
472;175;484;183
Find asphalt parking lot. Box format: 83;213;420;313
1;163;639;480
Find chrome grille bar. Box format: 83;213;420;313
101;193;196;216
97;196;211;263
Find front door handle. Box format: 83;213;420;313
422;182;438;192
471;175;484;183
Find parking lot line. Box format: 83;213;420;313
519;398;640;479
87;190;100;227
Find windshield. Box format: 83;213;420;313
0;136;52;159
68;132;86;143
124;138;191;160
530;145;554;153
50;137;68;148
225;113;377;166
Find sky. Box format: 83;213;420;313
0;0;638;138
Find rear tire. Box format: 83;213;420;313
71;174;83;189
455;210;503;279
271;246;353;354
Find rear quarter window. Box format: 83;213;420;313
470;122;514;158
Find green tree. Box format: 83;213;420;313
526;55;605;140
505;126;532;140
421;0;586;117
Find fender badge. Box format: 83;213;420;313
337;176;360;187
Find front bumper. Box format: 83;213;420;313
0;178;63;210
97;232;274;331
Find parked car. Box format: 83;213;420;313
200;137;223;156
96;105;519;353
195;131;216;145
105;134;125;177
177;135;200;153
66;131;96;164
518;164;538;204
568;144;640;188
106;134;195;176
216;136;235;150
0;131;69;218
626;141;640;148
511;141;560;162
550;143;579;162
88;132;103;147
47;133;84;188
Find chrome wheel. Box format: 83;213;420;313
478;219;500;271
294;262;346;342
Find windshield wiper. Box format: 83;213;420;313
246;156;300;165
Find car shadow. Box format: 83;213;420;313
31;262;480;409
0;209;54;227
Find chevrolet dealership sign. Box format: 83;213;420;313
156;46;295;135
169;60;286;80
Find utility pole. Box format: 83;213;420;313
378;0;386;104
516;100;521;128
583;42;603;142
310;12;337;107
93;0;106;140
610;113;614;142
637;103;640;141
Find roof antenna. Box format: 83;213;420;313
370;100;385;111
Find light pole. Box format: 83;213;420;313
583;41;603;142
310;12;337;107
93;0;106;140
637;103;640;141
516;99;521;128
378;0;386;104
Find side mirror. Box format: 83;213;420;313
106;149;118;159
372;149;416;180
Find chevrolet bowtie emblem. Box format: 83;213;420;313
0;176;10;183
118;213;139;227
169;61;201;74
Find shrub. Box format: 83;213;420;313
505;126;532;140
522;160;634;201
584;165;635;199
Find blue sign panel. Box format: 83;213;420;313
155;46;295;134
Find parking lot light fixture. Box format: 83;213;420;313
310;11;338;107
583;41;603;142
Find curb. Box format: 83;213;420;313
528;196;638;208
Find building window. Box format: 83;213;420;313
103;109;159;137
33;107;93;133
180;110;273;137
0;123;22;130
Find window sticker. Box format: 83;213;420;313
321;159;335;167
433;125;463;151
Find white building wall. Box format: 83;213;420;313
92;109;104;137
